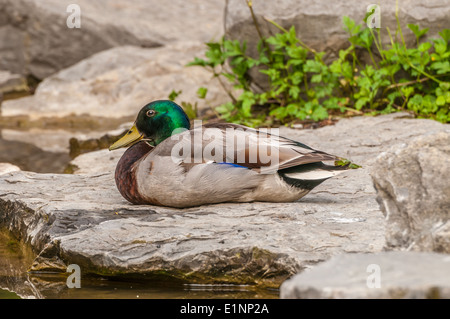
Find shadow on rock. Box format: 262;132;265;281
0;137;71;173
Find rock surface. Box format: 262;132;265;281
0;113;448;287
0;136;71;173
0;163;20;175
69;148;125;175
1;42;231;120
280;251;450;299
0;70;27;94
224;0;450;88
0;0;225;79
371;130;450;253
225;0;450;57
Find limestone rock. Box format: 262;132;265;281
371;130;450;253
280;251;450;299
0;113;448;287
0;0;225;79
226;0;449;55
224;0;450;88
0;137;71;173
69;148;125;175
1;43;231;120
0;163;20;175
0;71;27;94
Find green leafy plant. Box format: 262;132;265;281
187;2;450;126
167;89;206;120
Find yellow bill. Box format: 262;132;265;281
109;123;143;151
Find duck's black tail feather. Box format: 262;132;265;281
278;160;359;190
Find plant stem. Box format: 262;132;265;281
214;70;238;103
246;0;273;63
303;73;309;99
385;77;429;90
367;47;378;69
395;0;407;51
369;28;384;61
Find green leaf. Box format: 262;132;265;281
215;102;235;120
168;89;181;101
311;74;322;83
270;106;288;120
304;60;322;73
286;103;298;115
343;16;360;36
407;24;429;40
439;82;450;92
335;158;362;169
186;57;208;67
196;87;208;99
181;102;198;119
436;95;446;106
430;61;450;74
288;86;301;99
418;42;432;52
359;28;374;49
401;86;414;99
239;91;257;118
434;39;447;55
311;105;329;120
439;29;450;42
355;97;369;110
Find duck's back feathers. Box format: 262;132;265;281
154;123;339;174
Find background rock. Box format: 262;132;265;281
1;128;107;154
225;0;449;56
0;70;27;95
280;251;450;299
0;137;70;173
0;113;448;287
0;0;225;79
1;42;231;120
371;130;450;253
0;163;20;175
69;148;125;175
0;124;132;173
224;0;450;89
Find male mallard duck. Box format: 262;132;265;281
109;100;355;208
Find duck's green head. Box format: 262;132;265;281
109;100;190;150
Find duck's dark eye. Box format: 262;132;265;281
146;110;156;117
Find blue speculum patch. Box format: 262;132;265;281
216;162;249;169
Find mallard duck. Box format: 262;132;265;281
109;100;355;208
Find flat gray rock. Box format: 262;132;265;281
225;0;450;58
0;70;26;94
0;113;448;287
0;0;225;78
280;251;450;299
224;0;450;89
1;43;231;120
0;163;20;175
371;130;450;253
